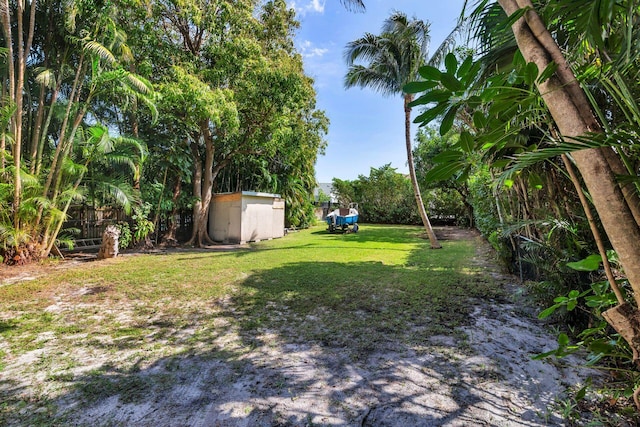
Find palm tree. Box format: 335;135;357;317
344;11;442;248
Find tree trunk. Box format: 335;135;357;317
42;54;85;200
404;95;441;248
97;225;121;259
562;154;625;305
161;177;182;246
498;0;640;361
186;139;204;246
186;127;217;247
29;81;46;174
35;76;61;176
2;0;18;229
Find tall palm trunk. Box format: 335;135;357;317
498;0;640;362
405;94;441;248
2;0;37;232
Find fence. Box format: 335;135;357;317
61;206;194;250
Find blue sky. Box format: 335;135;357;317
289;0;466;183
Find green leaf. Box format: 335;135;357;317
413;103;447;125
492;159;511;169
566;254;602;272
459;131;474;153
461;61;482;86
566;299;577;311
472;111;487;129
532;349;559;360
403;80;439;94
409;89;452;106
528;172;544;189
418;65;442;81
440;104;460;135
457;56;473;79
557;333;570;347
538;304;559;319
537;62;558;84
458;165;471;182
588;340;616;355
432;150;463;163
575;384;588;401
441;73;462;92
445;52;458;75
524;62;539;86
467;95;482;109
424;161;465;182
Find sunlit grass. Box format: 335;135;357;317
0;224;501;348
0;224;504;425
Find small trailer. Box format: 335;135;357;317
325;203;359;233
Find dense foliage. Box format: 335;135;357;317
0;0;327;260
332;165;420;225
405;0;640;415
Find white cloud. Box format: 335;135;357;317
288;0;325;16
299;40;329;58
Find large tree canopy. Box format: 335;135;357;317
0;0;327;259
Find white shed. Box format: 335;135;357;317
208;191;285;244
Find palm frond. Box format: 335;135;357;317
57;186;86;205
43;205;67;225
344;33;383;65
116;136;148;162
18;168;40;188
34;68;57;89
344;65;398;96
103;153;137;173
61;156;88;178
382;10;431;57
125;72;153;94
497;129;640;185
88;179;137;214
0;101;17;132
83;40;117;66
339;0;365;12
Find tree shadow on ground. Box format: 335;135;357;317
1;235;563;426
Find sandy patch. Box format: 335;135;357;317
0;229;603;426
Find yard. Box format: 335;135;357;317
0;225;593;426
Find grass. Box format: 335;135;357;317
0;224;503;426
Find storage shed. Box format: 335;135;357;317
208;191;285;244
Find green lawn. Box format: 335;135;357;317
0;224;503;425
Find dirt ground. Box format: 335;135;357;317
0;228;604;426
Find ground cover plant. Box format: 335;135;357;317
0;225;610;426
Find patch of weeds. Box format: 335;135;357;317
54;323;85;335
0;387;61;427
47;371;75;382
0;319;17;334
1;312;59;354
558;379;640;426
75;369;153;405
112;326;148;339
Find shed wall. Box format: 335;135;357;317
209;192;284;244
209;193;242;243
